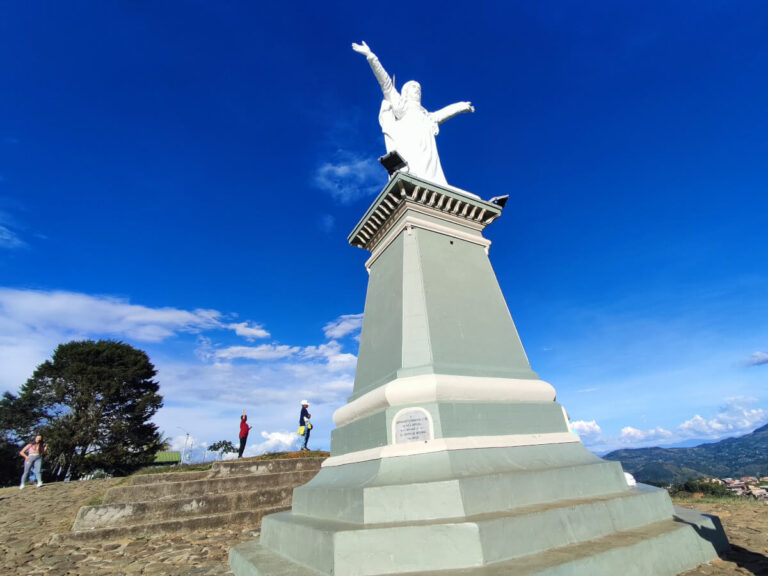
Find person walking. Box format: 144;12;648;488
299;400;312;451
238;409;253;458
19;434;46;489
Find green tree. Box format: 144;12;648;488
209;439;237;460
5;340;163;480
669;478;728;497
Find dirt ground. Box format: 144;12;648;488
1;480;766;575
0;479;250;576
677;499;768;576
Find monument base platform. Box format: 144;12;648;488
229;444;727;576
230;506;725;576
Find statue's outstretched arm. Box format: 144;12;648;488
432;101;475;125
352;41;398;103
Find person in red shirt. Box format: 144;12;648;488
238;409;253;458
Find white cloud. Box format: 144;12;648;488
313;153;382;204
228;322;270;341
677;397;768;439
211;340;358;372
747;351;768;366
323;313;364;339
619;426;672;444
575;397;768;453
0;288;222;343
571;419;601;440
300;340;357;373
244;430;299;457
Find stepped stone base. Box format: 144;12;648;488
231;517;719;576
51;457;324;544
229;445;728;576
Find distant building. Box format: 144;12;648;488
153;451;181;467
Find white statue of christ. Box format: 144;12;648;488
352;41;475;186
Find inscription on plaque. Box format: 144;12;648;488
394;409;432;443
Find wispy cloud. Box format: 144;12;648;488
0;224;25;249
323;313;364;339
313;152;382;204
747;351;768;366
318;214;335;233
212;340;358;373
214;344;300;361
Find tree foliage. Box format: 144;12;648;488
669;478;729;497
0;340;163;482
209;439;237;459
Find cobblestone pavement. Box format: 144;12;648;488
2;480;767;575
0;479;255;575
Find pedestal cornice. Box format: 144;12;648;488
348;173;502;253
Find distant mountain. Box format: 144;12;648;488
603;422;768;484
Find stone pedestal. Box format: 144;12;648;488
230;173;727;575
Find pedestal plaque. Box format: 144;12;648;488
393;408;432;443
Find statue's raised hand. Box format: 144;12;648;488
352;41;373;58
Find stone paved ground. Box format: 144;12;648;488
1;480;767;575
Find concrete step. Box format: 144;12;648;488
53;456;326;543
445;519;719;576
129;470;211;485
126;457;324;486
73;486;294;530
256;485;679;574
53;505;287;545
230;518;720;576
293;458;630;524
104;469;318;504
209;457;323;478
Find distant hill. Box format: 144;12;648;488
603;422;768;484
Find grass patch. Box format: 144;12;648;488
672;493;763;505
85;495;104;506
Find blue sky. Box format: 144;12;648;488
2;2;767;459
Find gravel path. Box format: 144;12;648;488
1;480;766;575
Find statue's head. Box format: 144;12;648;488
402;81;422;103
